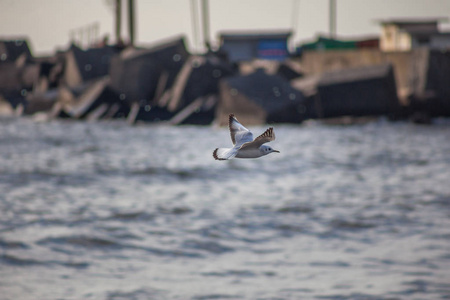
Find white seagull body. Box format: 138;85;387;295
213;114;280;160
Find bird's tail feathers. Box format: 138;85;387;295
213;148;236;160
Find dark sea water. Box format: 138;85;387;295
1;116;450;300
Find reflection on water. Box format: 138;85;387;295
1;117;450;299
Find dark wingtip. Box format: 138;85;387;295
262;127;273;137
213;148;220;160
228;114;235;124
213;148;227;161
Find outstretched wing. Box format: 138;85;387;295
229;114;253;147
213;147;238;160
239;127;276;150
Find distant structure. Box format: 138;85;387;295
69;23;100;49
0;39;32;62
378;18;450;51
299;35;379;51
218;31;292;62
328;0;336;38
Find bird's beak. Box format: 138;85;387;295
273;150;280;153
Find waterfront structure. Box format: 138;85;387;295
218;31;292;62
378;18;450;51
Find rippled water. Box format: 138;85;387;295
1;116;450;300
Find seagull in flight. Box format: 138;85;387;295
213;114;280;160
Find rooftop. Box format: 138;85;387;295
218;30;292;41
376;17;448;26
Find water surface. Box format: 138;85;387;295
1;117;450;299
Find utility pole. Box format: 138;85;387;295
115;0;122;43
128;0;135;46
115;0;122;44
291;0;300;52
190;0;200;51
201;0;210;51
329;0;336;38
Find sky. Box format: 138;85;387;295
1;0;450;56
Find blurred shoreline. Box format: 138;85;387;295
1;33;450;126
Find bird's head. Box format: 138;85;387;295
260;145;280;156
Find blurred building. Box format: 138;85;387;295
378;18;450;51
299;35;379;51
0;39;32;62
218;31;292;62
